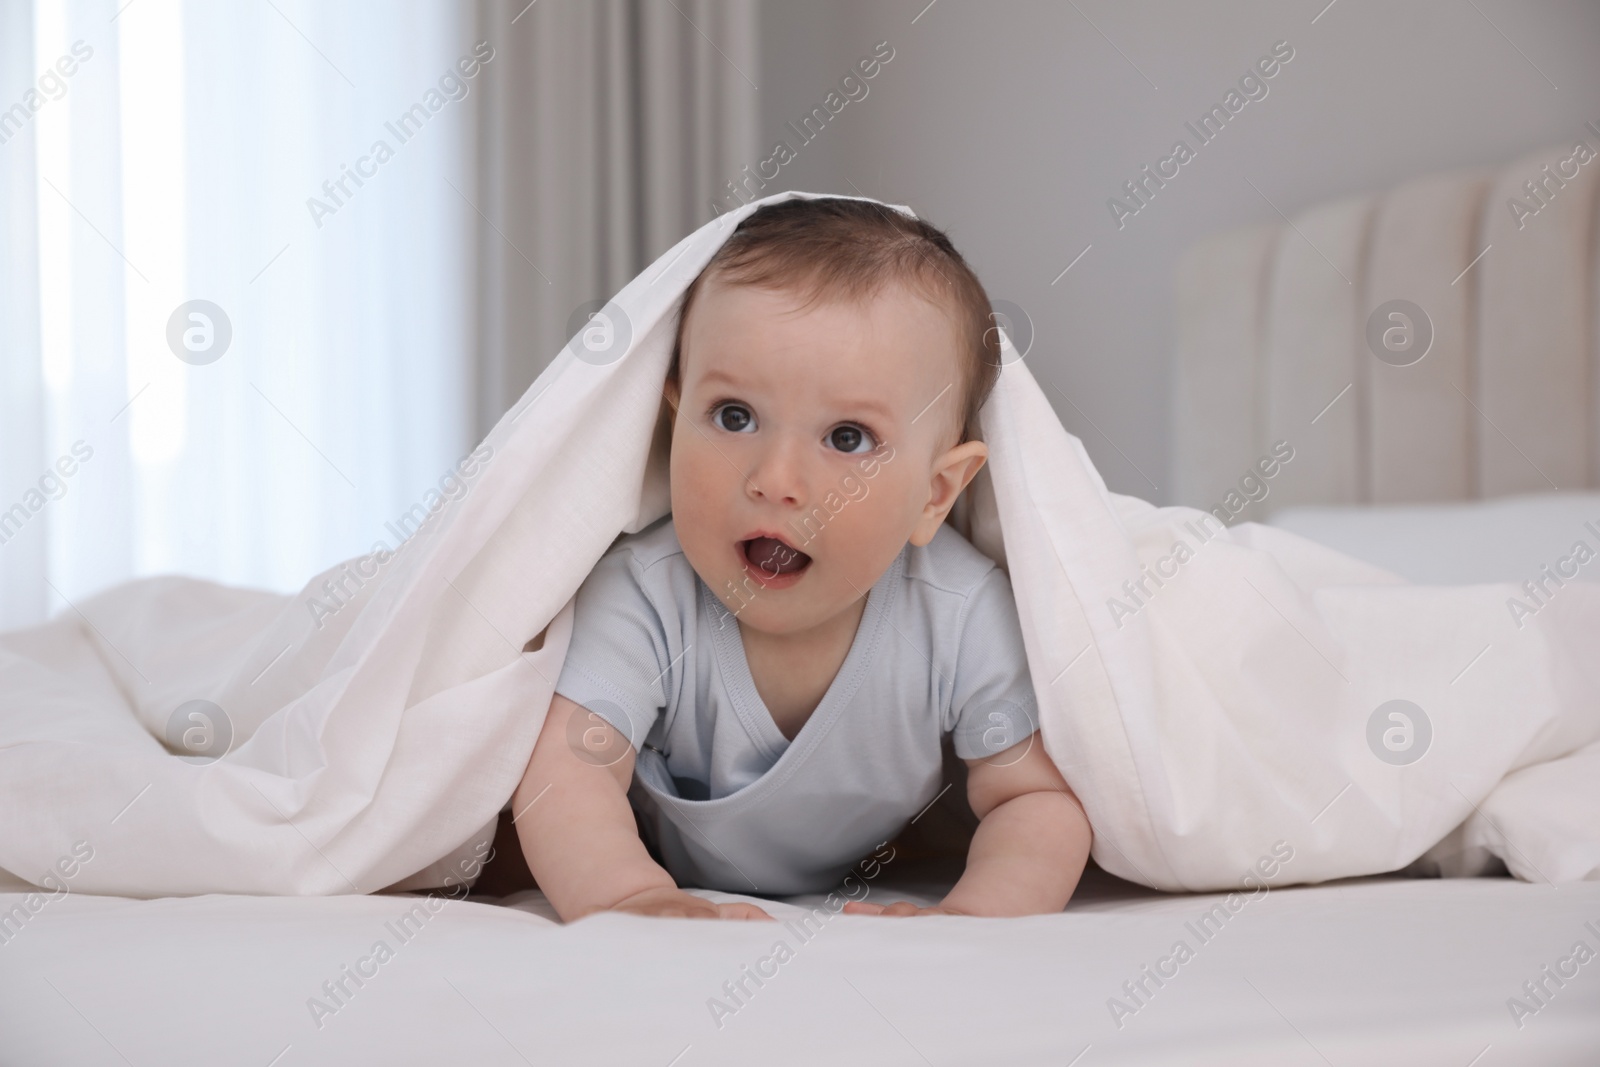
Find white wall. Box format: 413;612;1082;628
755;0;1600;503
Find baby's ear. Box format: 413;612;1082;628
910;440;988;546
662;375;681;411
938;439;988;500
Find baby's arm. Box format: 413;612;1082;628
513;693;773;922
942;736;1092;915
845;735;1091;917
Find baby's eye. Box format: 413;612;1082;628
825;424;877;454
712;402;756;433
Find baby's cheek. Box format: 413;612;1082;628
826;485;910;570
670;435;726;503
856;467;920;523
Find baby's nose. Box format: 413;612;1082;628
746;441;807;506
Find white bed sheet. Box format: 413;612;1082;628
2;869;1595;1065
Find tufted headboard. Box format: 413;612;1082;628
1172;139;1600;516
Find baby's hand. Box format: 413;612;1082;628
841;900;967;917
606;886;776;921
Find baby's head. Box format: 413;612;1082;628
663;197;1002;636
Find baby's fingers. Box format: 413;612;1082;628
842;901;885;915
844;900;922;916
716;901;776;921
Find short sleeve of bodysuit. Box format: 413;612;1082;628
942;566;1039;761
552;544;678;752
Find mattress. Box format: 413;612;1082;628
1;865;1596;1064
5;492;1598;1064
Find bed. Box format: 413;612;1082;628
5;144;1600;1063
3;858;1597;1063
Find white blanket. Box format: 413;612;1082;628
3;190;1597;897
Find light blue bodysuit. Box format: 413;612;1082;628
553;516;1039;895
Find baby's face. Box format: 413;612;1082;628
665;275;982;637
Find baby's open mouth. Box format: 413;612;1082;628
742;536;812;576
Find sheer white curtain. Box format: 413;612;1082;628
1;0;760;632
1;0;477;630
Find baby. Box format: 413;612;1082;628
513;197;1092;921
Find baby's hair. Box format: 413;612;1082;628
668;197;1002;446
